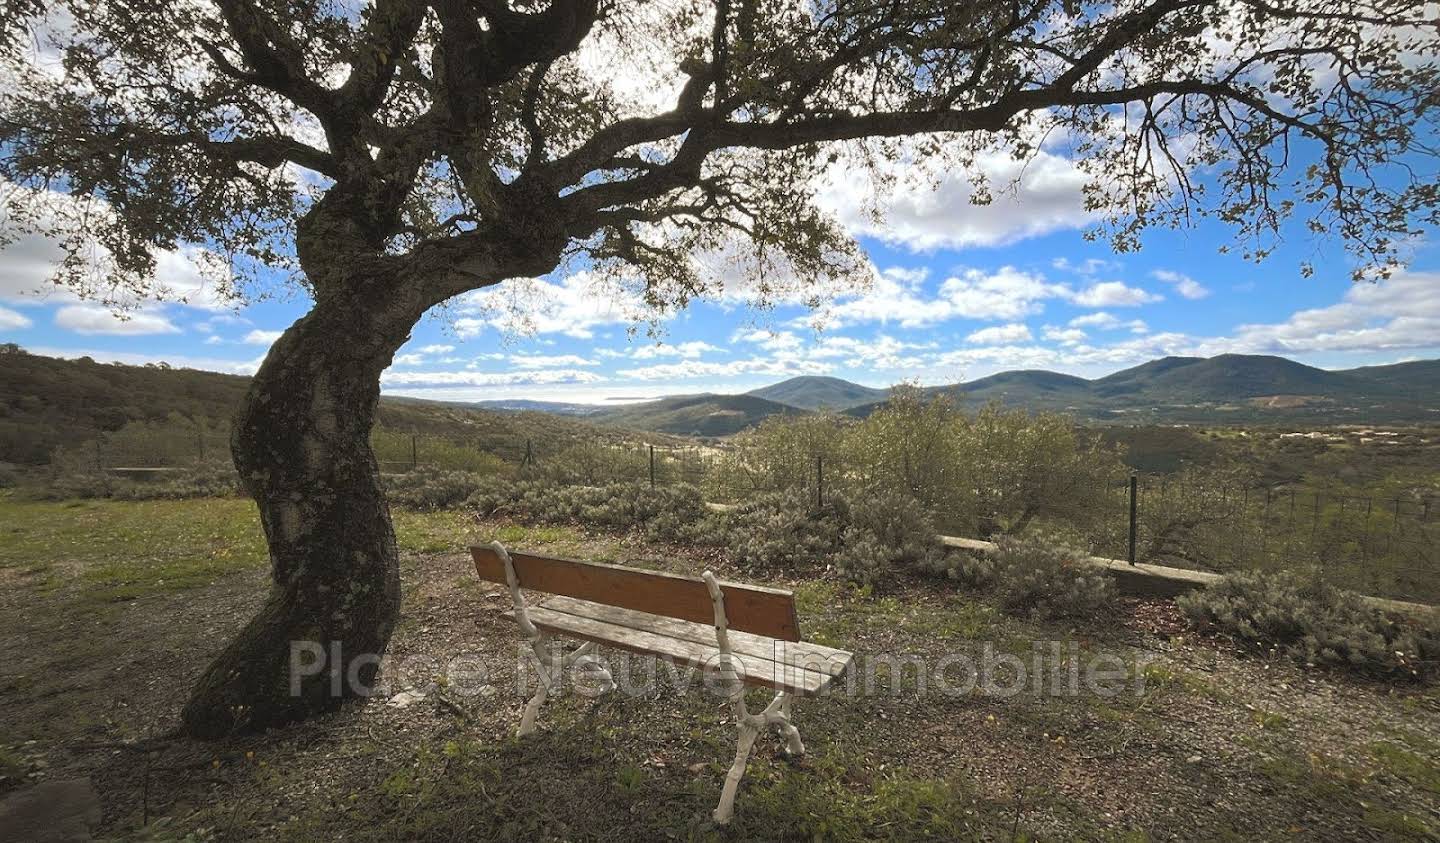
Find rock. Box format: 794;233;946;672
0;778;103;842
388;690;428;708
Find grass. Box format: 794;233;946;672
0;495;269;602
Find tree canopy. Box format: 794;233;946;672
3;0;1437;316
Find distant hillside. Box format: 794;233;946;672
1339;359;1440;392
745;376;888;411
934;370;1092;404
592;393;804;436
847;354;1440;423
0;350;643;465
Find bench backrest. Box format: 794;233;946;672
471;546;801;641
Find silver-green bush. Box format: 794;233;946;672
1178;569;1438;681
989;535;1117;619
384;468;491;510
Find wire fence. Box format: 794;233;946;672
72;423;1439;603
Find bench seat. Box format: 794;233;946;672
505;595;852;696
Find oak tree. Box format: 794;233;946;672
2;0;1435;737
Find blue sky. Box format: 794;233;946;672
2;152;1437;406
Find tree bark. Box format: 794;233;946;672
181;264;422;739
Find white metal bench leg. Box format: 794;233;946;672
517;677;551;737
774;692;805;758
714;718;761;824
517;638;614;737
702;571;812;825
494;543;617;738
517;633;556;737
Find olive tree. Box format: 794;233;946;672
2;0;1435;737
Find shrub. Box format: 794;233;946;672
385;468;490;510
1177;569;1439;681
920;550;997;589
534;442;652;486
24;463;243;501
469;479;720;542
469;479;944;587
989;534;1117;619
724;490;849;572
110;464;242;500
835;490;946;586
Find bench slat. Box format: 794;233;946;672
505;606;838;696
540;596;852;678
473;546;801;641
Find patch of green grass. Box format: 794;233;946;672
488;523;568;546
1362;807;1438;839
1370;741;1440;794
393;508;474;554
1251;710;1290;731
1252;747;1368;803
796;581;1018;650
0;497;268;602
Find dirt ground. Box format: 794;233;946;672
1;497;1438;841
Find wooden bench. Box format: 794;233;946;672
471;542;854;824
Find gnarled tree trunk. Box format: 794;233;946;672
181;264;423;739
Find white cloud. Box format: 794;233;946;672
1068;312;1150;333
243;329;283;345
393;353;426;366
1069;281;1162;308
1152;269;1211;300
1042;326;1088;345
0;187;236;312
1200;271;1440;355
455;270;648;339
966;323;1033;344
941;268;1073;320
54;304;180;335
509;354;599;369
418;344;456;355
617;357;831;381
814;265;1071;328
1052;257;1120;276
733;328;803;352
630;341;723;359
1069;311;1120;329
0;306;33;330
817;142;1096;251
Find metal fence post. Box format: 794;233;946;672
649;445;656;488
411;433;418;470
1128;474;1138;566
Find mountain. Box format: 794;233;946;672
1338;359;1440;392
844;354;1440;423
745;376;889;410
934;370;1092;404
1090;354;1364;403
591;393;803;437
